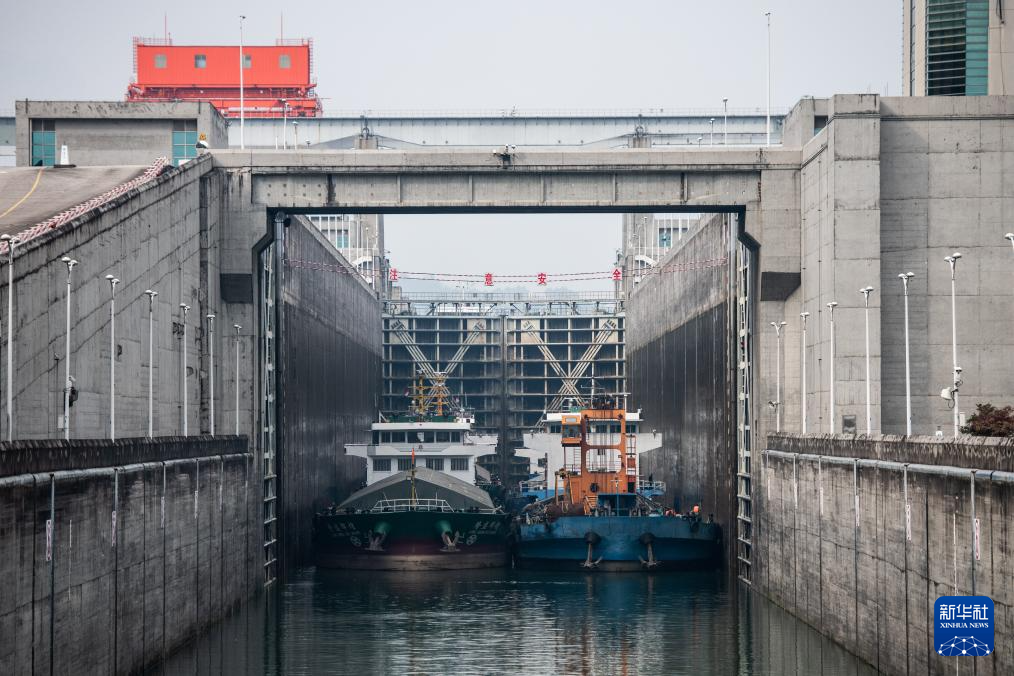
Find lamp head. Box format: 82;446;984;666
1006;233;1014;241
827;301;838;309
105;274;114;281
206;313;215;320
0;235;9;242
144;289;157;298
234;324;242;331
800;311;810;318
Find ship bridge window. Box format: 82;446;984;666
372;432;380;444
436;431;450;443
279;54;291;68
562;425;580;438
610;424;621;434
381;432;392;443
426;457;445;471
451;431;461;443
421;431;435;443
154;54;167;69
194;54;207;68
451;458;469;471
397;458;413;471
549;424;561;434
628;424;638;434
373;458;391;472
242;54;252;69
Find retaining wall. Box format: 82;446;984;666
0;436;257;675
628;214;736;561
758;433;1014;675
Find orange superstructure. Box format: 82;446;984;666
557;397;638;513
126;37;321;118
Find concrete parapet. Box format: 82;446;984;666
767;432;1014;472
0;434;247;476
0;438;256;675
758;433;1014;675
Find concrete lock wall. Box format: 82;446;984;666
758;433;1014;676
276;215;382;572
0;155;230;441
0;436;257;676
627;213;736;556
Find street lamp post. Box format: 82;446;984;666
180;303;190;436
207;314;216;435
899;272;915;435
61;256;78;440
710;118;715;146
944;253;963;437
800;311;809;433
281;99;288;149
105;275;119;440
293;121;299;150
826;301;838;433
722;98;728;145
765;11;772;147
860;286;874;434
770;321;787;432
239;15;246;149
1;234;17;441
234;324;242;435
144;290;158;437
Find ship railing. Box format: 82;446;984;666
638;479;667;492
370;498;499;514
519;480;547;493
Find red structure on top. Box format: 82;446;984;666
126;37;322;117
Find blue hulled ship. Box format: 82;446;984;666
514;396;721;571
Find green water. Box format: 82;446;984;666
158;568;875;675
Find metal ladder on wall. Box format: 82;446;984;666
735;239;754;584
261;246;278;587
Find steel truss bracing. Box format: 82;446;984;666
382;310;625;484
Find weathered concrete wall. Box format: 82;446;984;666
878;96;1014;435
628;213;735;556
0;156;229;440
276;215;381;573
0;436;257;676
758;433;1014;675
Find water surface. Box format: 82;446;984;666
160;567;875;675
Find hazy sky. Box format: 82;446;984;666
2;1;901;111
1;1;902;283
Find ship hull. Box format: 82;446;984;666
314;511;511;571
515;515;721;571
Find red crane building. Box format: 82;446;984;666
126;37;322;118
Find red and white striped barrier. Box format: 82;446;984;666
1;157;170;253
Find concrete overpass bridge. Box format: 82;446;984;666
1;94;1013;674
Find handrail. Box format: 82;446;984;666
369;498;500;514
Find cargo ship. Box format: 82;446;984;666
313;372;511;570
514;394;721;571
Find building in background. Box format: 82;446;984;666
619;212;705;295
15;100;227;167
380;302;624;485
306;213;389;292
903;0;1014;95
126;37;322;118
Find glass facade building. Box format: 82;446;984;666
924;0;990;96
